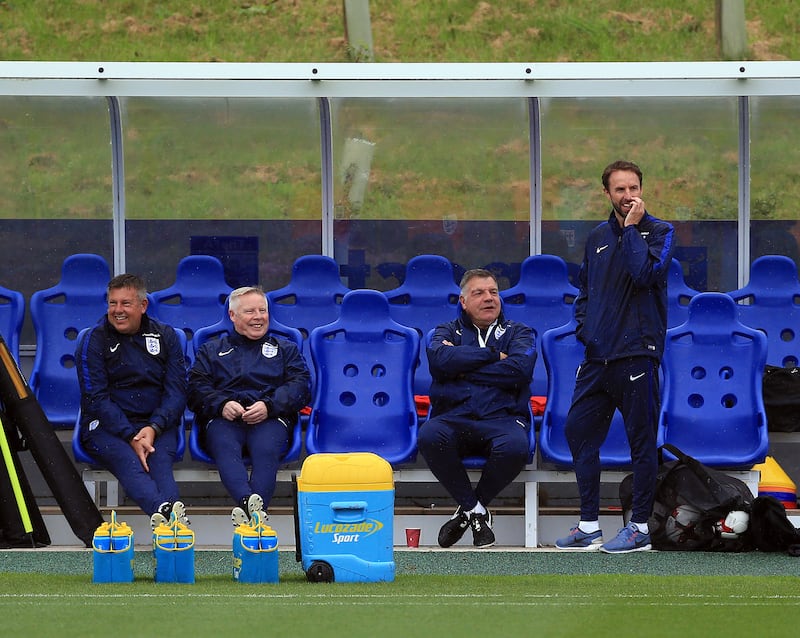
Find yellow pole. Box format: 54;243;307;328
0;414;33;533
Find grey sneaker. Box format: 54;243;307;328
600;523;651;554
170;500;190;527
247;493;266;520
555;525;604;551
231;506;249;527
150;511;168;531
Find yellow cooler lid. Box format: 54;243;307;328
297;452;394;492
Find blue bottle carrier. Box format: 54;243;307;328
232;512;279;584
92;511;134;583
152;519;195;584
293;452;395;583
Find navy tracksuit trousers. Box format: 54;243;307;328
204;416;289;507
82;426;180;515
418;413;530;511
564;356;660;525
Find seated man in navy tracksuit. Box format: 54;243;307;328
187;286;311;526
76;273;189;530
418;268;535;548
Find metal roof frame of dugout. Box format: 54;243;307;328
2;60;800;285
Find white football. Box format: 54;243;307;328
715;510;749;539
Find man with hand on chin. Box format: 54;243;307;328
76;273;189;529
555;160;675;554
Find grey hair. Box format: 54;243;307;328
228;286;267;313
459;268;497;296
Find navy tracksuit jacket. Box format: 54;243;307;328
567;209;675;525
76;314;187;514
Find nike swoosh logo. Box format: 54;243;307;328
629;372;646;382
110;343;120;352
596;244;609;254
218;348;234;357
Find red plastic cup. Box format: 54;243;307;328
405;528;421;548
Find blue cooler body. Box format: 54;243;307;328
296;452;394;583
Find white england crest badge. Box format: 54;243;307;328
145;336;161;355
262;342;278;358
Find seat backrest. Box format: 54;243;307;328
384;255;460;396
266;255;350;395
306;289;419;466
538;318;632;468
0;284;25;363
500;255;578;399
667;258;700;329
30;254;111;428
148;255;233;362
658;292;769;467
725;255;800;367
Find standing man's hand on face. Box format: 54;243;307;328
624;197;646;227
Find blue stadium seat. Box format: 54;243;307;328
538;318;632;468
188;305;304;465
725;254;800;367
266;255;350;395
667;258;700;329
0;283;25;364
500;254;578;401
658;292;769;467
72;326;187;465
30;253;111;428
148;255;233;363
305;289;419;466
384;254;460;399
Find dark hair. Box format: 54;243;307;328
107;273;147;301
602;160;643;190
459;268;498;294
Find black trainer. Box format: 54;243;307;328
438;506;470;547
470;511;495;548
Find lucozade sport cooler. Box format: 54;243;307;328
296;452;394;583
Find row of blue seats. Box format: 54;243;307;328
4;252;793;451
12;251;573;430
0;251;702;416
71;288;768;477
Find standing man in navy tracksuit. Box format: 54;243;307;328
418;269;535;548
188;286;310;527
555;160;675;554
76;274;189;530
